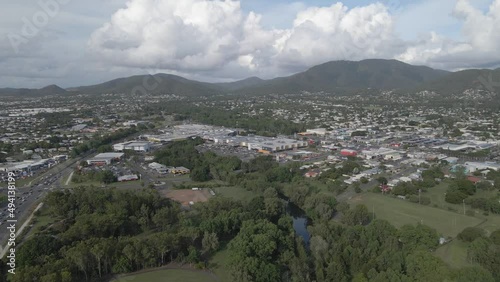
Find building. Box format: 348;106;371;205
118;174;139;182
464;162;500;172
86;153;124;166
171;167;190;175
149;162;168;174
113;141;152;152
340;149;358;157
306;128;329;136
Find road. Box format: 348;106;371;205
0;203;44;258
0;152;91;248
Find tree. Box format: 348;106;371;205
405;250;450;281
97;144;113;153
376;177;388;185
191;165;211;182
341;204;370;226
458;227;486;242
490;229;500;245
100;170;117;184
202;232;219;255
445;188;468;204
228;219;291;282
398;224;439;252
360;177;369;184
453;266;495;282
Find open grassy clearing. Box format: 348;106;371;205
210;247;232;282
111;268;218;282
22;205;56;239
348;192;483;237
434;240;472;268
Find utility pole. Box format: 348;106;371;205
463;199;466;215
419;189;421;205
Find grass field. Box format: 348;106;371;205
210;248;232;282
213;186;256;202
434;240;471;268
348;193;484;237
112;269;218;282
22;205;57;239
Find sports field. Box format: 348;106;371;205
348;193;484;237
111;269;218;282
163;189;212;206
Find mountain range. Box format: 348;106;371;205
2;59;499;97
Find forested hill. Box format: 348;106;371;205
4;59;500;97
234;59;450;95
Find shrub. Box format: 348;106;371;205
458;227;485;242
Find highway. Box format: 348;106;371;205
0;152;92;255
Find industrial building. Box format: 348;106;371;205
464;162;500;172
144;124;236;143
211;136;308;153
86;153;124;166
340;149;358;157
149;162;168;174
113;141;152;152
118;174;139;182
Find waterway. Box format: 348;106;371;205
287;200;311;247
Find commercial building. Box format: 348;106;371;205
340;149;358;157
118;174;139;182
148;162;168;174
86;153;124;166
113;141;152;152
464;162;500;172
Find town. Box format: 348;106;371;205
1;86;500;280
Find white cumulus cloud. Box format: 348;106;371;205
88;0;403;79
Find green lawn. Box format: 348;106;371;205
213;186;256;202
434;240;471;268
21;205;57;240
348;193;483;237
210;248;232;282
111;269;218;282
476;213;500;235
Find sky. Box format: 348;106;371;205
1;0;499;88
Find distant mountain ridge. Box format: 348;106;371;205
0;84;68;97
1;59;499;97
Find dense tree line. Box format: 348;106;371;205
71;169;117;184
70;127;138;157
154;138;242;182
145;102;307;135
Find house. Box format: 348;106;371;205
305;169;321;178
380;185;391;193
466;176;481;184
171;167;190;175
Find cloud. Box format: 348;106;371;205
397;0;500;69
88;0;404;79
3;0;500;88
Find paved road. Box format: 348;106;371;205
0;153;90;247
0;203;44;258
